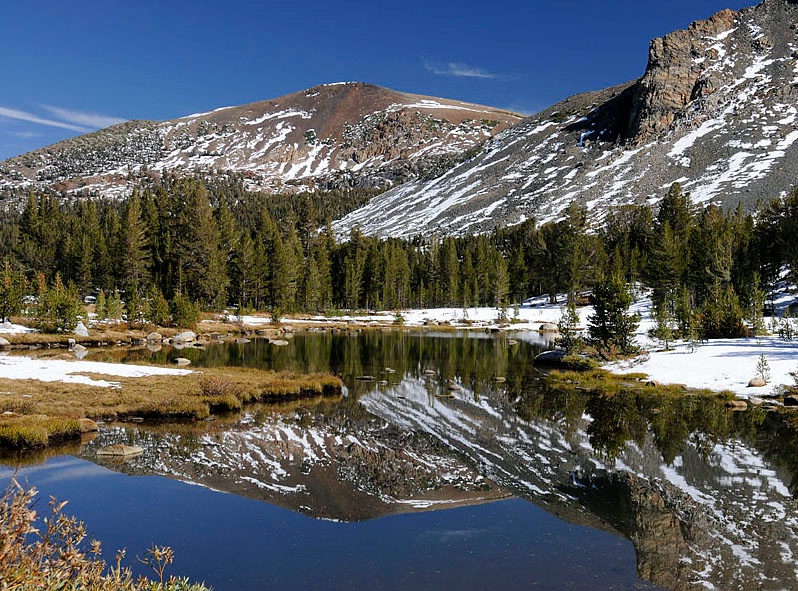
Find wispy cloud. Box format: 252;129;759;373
0;106;90;132
40;105;126;129
0;105;126;133
423;57;503;79
9;130;43;139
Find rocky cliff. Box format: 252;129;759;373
335;0;798;237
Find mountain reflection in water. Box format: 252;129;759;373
5;331;798;590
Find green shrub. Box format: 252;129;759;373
170;292;201;328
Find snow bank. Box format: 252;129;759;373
609;337;798;397
0;355;192;388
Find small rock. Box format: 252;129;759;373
747;377;767;388
174;357;191;366
539;323;559;332
270;339;289;346
385;367;396;374
1;410;14;417
67;338;76;347
74;321;89;337
146;332;163;342
494;376;507;383
447;382;461;391
96;444;143;457
356;375;375;381
724;399;748;411
507;339;518;346
235;338;251;344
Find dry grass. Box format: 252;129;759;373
0;367;342;449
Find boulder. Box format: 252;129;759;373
173;331;196;344
96;444;143;457
74;321;89;337
174;357;191;366
533;350;566;366
72;344;88;359
79;418;99;433
539;323;559;332
146;332;163;342
747;377;767;388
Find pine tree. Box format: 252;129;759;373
587;272;639;356
146;285;170;327
118;189;151;291
95;290;107;322
0;260;26;322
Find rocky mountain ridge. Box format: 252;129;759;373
0;82;520;198
335;0;798;237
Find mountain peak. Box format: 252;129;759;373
334;0;798;237
0;83;521;198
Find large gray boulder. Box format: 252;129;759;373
173;331;196;344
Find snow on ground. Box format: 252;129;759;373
0;321;35;334
609;336;798;397
0;356;192;388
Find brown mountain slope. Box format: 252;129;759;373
0;82;521;198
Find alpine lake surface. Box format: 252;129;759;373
3;329;798;591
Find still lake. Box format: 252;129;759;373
3;330;797;590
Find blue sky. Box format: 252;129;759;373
0;0;753;160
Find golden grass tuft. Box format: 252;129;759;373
0;415;81;449
0;367;343;449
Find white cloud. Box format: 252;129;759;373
9;130;43;139
40;105;126;129
423;57;502;79
0;106;89;132
0;104;126;134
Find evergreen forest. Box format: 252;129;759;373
1;176;797;337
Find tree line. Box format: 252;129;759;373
0;177;796;335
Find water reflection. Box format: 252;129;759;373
6;331;798;590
